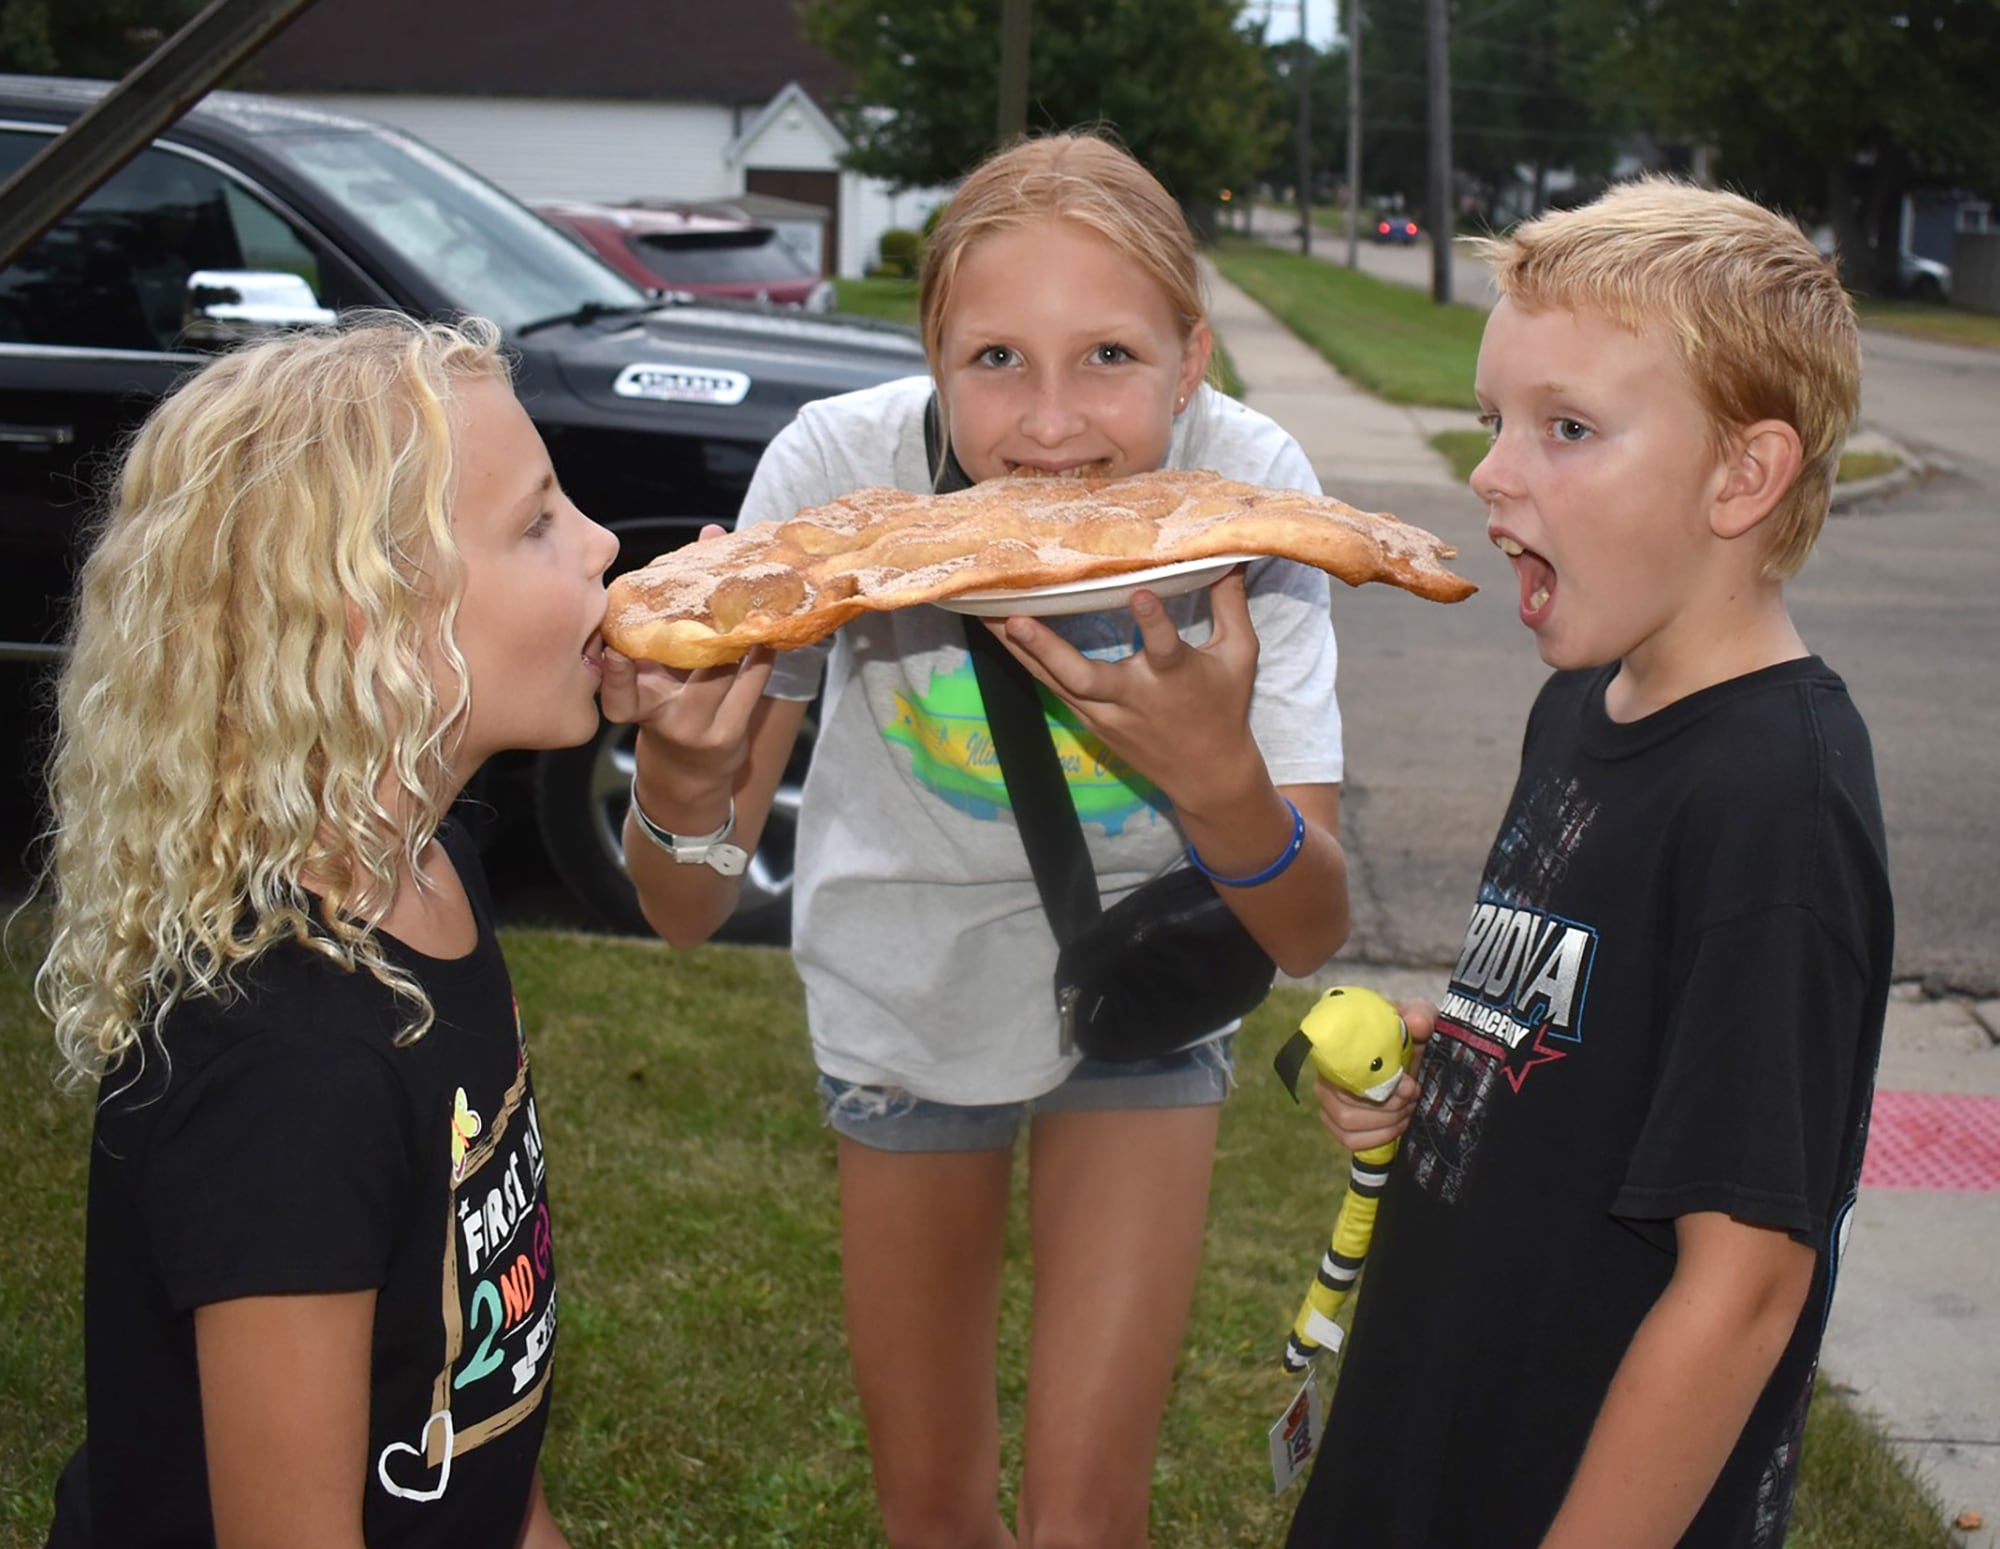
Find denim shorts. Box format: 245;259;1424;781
818;1035;1234;1154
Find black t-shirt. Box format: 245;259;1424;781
1288;658;1893;1549
70;825;557;1548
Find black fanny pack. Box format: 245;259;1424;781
1055;860;1281;1062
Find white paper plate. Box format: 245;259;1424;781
936;554;1260;618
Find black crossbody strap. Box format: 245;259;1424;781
964;623;1103;944
923;394;1102;946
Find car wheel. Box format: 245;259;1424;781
1909;273;1945;304
529;700;816;942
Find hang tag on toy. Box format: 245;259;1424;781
1267;1368;1325;1493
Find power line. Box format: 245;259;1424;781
1362;118;1622;143
1356;16;1599;64
1364;67;1569;97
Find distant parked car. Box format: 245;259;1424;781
1898;249;1952;303
536;201;836;312
1374;215;1421;245
1810;224;1955;304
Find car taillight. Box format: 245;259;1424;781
1378;221;1390;234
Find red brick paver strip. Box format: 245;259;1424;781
1862;1090;2000;1191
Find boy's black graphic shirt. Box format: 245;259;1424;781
73;824;556;1548
1289;658;1892;1549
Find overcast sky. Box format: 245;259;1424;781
1245;0;1344;46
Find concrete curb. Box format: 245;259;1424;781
1832;426;1930;512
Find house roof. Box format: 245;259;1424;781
725;81;845;167
245;0;852;107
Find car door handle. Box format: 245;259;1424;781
0;422;75;447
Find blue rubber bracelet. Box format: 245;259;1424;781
1185;797;1307;888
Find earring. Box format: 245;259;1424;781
1175;395;1187;411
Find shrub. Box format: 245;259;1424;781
877;227;922;279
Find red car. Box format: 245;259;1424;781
535;200;835;311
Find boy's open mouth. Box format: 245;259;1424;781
1494;534;1554;620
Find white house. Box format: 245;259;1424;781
247;0;954;279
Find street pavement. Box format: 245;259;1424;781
1212;261;2000;1542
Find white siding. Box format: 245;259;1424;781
285;94;741;203
841;173;956;279
735;117;839;172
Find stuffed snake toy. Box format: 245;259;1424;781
1273;985;1416;1372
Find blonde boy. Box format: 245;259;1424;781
1288;178;1894;1548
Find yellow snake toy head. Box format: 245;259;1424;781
1274;985;1414;1372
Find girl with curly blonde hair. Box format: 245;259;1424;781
39;312;616;1549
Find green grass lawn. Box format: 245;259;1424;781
0;920;1953;1546
832;275;918;328
1211;236;1488;410
1855;296;2000;350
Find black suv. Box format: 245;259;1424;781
0;74;926;934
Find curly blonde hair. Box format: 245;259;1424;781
1472;176;1860;579
36;312;508;1082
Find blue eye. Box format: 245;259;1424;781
1091;343;1132;365
1553;418;1592;443
976;345;1017;368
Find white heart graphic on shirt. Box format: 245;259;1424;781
376;1408;454;1502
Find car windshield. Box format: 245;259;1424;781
636;230;813;286
267;128;645;330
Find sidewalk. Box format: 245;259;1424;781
1202;258;1479;489
1216;267;2000;1541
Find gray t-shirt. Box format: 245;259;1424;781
738;374;1344;1102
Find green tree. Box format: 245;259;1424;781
1567;0;2000;289
1457;5;1631;220
1350;1;1626;227
1253;37;1349;203
0;0;206;76
800;0;1281;218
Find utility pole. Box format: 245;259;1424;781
1294;16;1313;256
997;0;1032;143
1425;0;1453;303
1344;0;1361;269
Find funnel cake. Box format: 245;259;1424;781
605;468;1477;668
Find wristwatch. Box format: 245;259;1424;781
627;779;749;876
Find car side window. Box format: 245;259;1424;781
0;132;338;353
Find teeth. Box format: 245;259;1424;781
1528;586;1551;611
1495;536;1523;556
